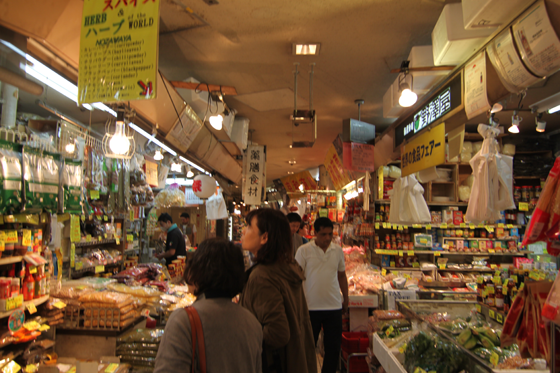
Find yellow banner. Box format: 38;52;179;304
324;144;352;191
401;122;446;177
78;0;160;104
281;171;318;193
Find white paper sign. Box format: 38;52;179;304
386;289;417;310
464;51;491;120
165;106;203;152
487;29;541;93
243;145;265;205
513;0;560;78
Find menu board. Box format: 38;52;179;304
487;28;541;93
464;52;491;120
513;0;560;78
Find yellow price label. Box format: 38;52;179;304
0;241;4;252
485;226;494;232
490;264;497;269
390;261;395;267
440;223;447;229
399;250;404;256
96;215;102;221
476;304;482;313
6;230;17;243
75;262;83;270
127;234;134;242
105;364;119;373
488;249;496;253
382;223;387;228
104;233;108;238
399;343;407;354
22;229;32;246
496;313;503;324
95;265;105;273
29;266;37;274
490;352;500;367
530;270;540;280
53;301;67;309
375;223;379;229
86;235;92;242
439;264;446;270
460;223;466;228
512;275;518;283
519;202;529;211
434;251;441;256
39;324;50;332
382;269;387;276
104;215;108;221
507;224;514;229
489;309;495;319
90;190;100;200
409;250;415;256
519;282;525;291
404;225;408;230
81;215;85;222
403;274;411;279
98;236;102;242
426;225;432;230
393;224;398;230
498;223;504;228
130;209;135;221
23;321;41;331
412;224;422;228
412;262;420;268
385;325;394;337
116;238;120;245
26;302;37;314
469;224;475;229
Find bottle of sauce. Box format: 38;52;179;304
496;286;504;310
477;276;485;304
503;285;511;313
22;264;35;301
486;284;495;307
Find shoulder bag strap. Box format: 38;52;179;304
189;307;207;373
184;307;199;373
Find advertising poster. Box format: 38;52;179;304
324;144;352;191
464;52;491;120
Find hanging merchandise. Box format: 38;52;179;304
61;159;83;214
206;189;228;220
22;146;60;213
85;146;108;207
0;140;22;214
388;174;430;224
192;174;217;199
465;124;515;224
154;184;185;208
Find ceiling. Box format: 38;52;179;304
2;0;560;185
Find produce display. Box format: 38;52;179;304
403;331;467;373
117;328;165;368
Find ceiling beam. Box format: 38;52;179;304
170;81;238;96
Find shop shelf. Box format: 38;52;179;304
442;237;518;241
475;302;507;325
386;267;423;271
0;256;24;265
0;295;49;319
74;239;117;248
440;251;529;256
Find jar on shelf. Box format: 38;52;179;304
495;286;504;310
486;284;495;307
521;186;530;202
514;187;522;202
528;186;535;200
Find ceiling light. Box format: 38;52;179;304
65;143;76;154
178;156;210;175
530;92;560;114
536;114;546;132
186;166;194;178
264;201;269;204
154;150;164;160
171;160;182;173
398;83;417;107
287;171;294;175
293;43;321;55
509;112;522;134
289;145;292;149
299;184;304;192
508;124;519;134
209;114;223;130
109;112;131;155
288;159;297;165
549;104;560;114
129;123;177;156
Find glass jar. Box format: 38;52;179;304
528;186;535;200
495;286;504;310
514;187;522;202
486;284;495;307
521;186;530;202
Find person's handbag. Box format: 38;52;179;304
184;306;207;373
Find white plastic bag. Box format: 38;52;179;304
389;175;430;224
206;189;228;220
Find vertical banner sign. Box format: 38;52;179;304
464;51;491;120
144;160;158;187
243;145;265;205
70;215;81;243
324;144;352;191
401;122;446;177
78;0;160;104
342;142;375;172
280;171;318;193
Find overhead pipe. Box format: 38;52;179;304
0;66;43;96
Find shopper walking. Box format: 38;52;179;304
240;208;317;373
180;212;197;247
155;238;263;373
295;217;349;373
155;213;187;267
287;212;304;256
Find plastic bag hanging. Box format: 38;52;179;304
388;174;430;224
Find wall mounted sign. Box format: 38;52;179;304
395;73;462;147
243;145;265;205
401;122;446;177
78;0;160;104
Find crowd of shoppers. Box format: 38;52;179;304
154;209;346;373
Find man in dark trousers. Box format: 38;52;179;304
156;213;187;266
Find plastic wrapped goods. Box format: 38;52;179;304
61;159;83;214
22;146;60;213
462;141;473;153
388;165;401;179
0;140;22;214
458;185;471;202
153;185;185;208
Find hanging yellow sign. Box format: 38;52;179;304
401;122;446;177
280;171;318;193
78;0;161;104
324;144;352;191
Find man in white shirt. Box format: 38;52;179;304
295;217;348;373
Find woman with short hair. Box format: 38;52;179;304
155;238;263;373
240;209;317;373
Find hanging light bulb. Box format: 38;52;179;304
65;138;76;154
509;112;521;133
171;160;182;173
209;114;223;130
186;166;194;178
398;83;417;107
109;111;131;155
154;149;164;160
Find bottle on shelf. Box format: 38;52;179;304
495;286;504;310
22;264;35;301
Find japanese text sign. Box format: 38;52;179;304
243;145;265;205
324;144;352;191
280;171;318;193
342;142;375;172
78;0;160;104
401;122;445;177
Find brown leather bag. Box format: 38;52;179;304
184;306;207;373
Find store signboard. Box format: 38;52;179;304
78;0;160;104
401;122;445;177
324;144;352;191
243;145;265;205
280;171;318;193
342;142;375;172
395;73;462;147
144;160;158;187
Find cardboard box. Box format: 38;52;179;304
349;295;379;308
453;211;463;225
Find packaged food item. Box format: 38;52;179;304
22;146;60;213
413;234;432;248
0;140;22;214
61;159;83;214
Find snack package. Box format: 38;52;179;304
0;140;22;214
22;146;60;213
61;159;83;214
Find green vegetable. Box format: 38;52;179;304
457;329;472;346
404;332;467;373
463;335;478;350
473;347;492;361
479;335;495;349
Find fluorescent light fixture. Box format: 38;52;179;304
531;92;560;114
129;122;177;156
0;39;116;116
186;166;194;178
179;156;209;175
293;43;321;55
549;104;560;114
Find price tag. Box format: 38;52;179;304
469;224;475;230
127;234;134;242
104;233;108;239
399;343;407;354
426;225;432;230
393;224;398;230
81;215;85;222
440;223;447;229
390;261;395;267
22;230;32;246
476;304;482;313
490;352;499;367
382;269;387;276
70;244;75;268
0;241;4;251
448;223;455;228
488;309;495;319
96;215;102;221
86;235;92;242
404;225;408;230
375;223;379;229
399;250;404;256
477;276;483;284
496;313;504;324
95;265;105;273
493;276;501;284
105;364;119;373
6;230;17;243
434;252;441;256
403;274;411;280
412;224;422;228
460;223;466;228
409;251;415;256
39;324;50;332
507;224;514;229
116;238;120;245
519;282;525;291
412;262;420;268
488;286;495;294
53;301;67;309
26;302;37;314
29;266;37;274
90;190;100;200
98;236;102;242
539;272;547;281
486;226;494;233
512;275;518;283
23;321;41;331
385;325;394;337
439;264;446;270
530;270;540;280
519;202;529;211
490;264;497;269
141;308;151;317
75;262;83;271
104;215;108;221
382;223;387;228
488;249;496;254
498;223;504;228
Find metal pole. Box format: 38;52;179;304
293;63;299;115
309;63;315;113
